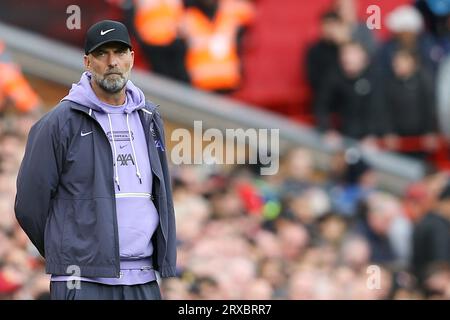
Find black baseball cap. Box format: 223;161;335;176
84;20;132;55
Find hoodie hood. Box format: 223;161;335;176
63;72;148;194
62;71;145;114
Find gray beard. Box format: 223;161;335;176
94;72;128;93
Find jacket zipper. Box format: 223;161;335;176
143;108;168;264
151;114;168;258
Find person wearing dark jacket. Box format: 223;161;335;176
122;0;190;83
306;11;348;95
380;49;438;159
412;181;450;291
14;20;176;300
314;41;385;140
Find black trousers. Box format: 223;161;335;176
50;281;162;300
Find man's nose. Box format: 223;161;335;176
107;54;118;67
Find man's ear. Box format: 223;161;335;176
130;50;134;69
84;55;90;71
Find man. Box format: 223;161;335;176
306;11;350;95
381;49;438;160
128;0;190;82
412;181;450;292
0;40;41;116
180;0;255;92
314;41;385;142
14;20;176;300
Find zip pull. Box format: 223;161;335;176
140;266;153;271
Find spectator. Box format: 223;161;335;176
412;181;450;289
0;41;41;117
340;235;371;273
403;181;434;222
354;192;399;265
333;0;378;56
380;49;438;159
314;41;384;141
306;11;349;95
287;266;319;300
416;0;450;42
190;275;222;299
317;212;348;248
275;219;310;262
174;176;211;245
328;148;377;217
279;187;330;243
280;147;316;196
0;270;21;300
20;273;51;300
257;258;287;298
378;5;439;78
0;130;25;174
422;262;450;299
242;278;273;300
126;0;190;82
160;277;193;299
179;0;255;92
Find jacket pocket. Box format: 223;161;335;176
60;198;116;266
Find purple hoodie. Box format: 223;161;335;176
51;72;159;285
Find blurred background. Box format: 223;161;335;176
1;0;450;300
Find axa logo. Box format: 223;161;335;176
117;153;135;166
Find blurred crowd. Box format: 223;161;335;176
306;0;445;162
1;111;450;299
0;36;47;299
1;0;450;300
162;148;450;299
0;114;50;299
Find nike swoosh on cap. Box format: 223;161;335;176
100;28;115;36
81;131;93;137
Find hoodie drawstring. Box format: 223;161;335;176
126;113;142;184
107;113;121;191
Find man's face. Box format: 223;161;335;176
321;19;339;41
84;42;134;93
322;19;350;45
392;52;416;79
438;199;450;218
339;44;368;78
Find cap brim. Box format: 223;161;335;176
86;39;132;54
